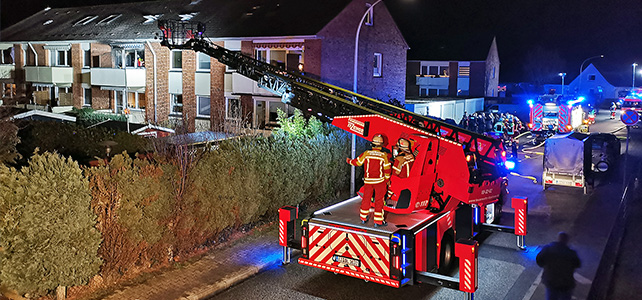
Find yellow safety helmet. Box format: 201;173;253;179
397;138;411;152
372;134;384;147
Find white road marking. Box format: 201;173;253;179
522;270;542;300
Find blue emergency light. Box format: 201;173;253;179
527;99;534;106
505;160;516;170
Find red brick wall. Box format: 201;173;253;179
241;41;253;56
182;50;196;132
13;44;26;99
303;39;322;78
154;44;171;123
240;94;253;124
90;43;112;68
210;41;226;131
33;44;46;66
92;87;111;109
71;44;83;108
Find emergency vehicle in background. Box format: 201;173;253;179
528;94;585;141
621;88;642;116
159;20;528;294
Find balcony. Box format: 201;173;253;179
0;64;15;79
416;76;449;89
228;73;274;96
25;66;73;85
90;68;146;88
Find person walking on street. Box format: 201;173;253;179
536;232;581;300
347;134;391;227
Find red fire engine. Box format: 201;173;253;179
159;20;528;295
528;95;585;138
621;88;642;116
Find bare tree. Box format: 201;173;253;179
0;106;21;165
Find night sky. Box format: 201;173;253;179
2;0;641;85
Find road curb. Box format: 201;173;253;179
180;257;282;300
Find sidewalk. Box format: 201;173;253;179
99;224;282;300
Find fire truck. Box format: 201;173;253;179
528;95;585;140
159;20;528;295
621;88;642;116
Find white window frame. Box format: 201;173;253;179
171;50;182;70
49;50;70;67
83;88;92;106
83;50;91;68
197;95;211;117
125;91;146;110
170;94;183;114
373;52;382;77
197;52;210;70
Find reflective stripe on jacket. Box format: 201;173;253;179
349;148;391;184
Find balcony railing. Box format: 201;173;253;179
0;64;15;79
416;76;449;88
90;68;146;87
25;66;73;84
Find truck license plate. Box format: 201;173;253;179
333;255;361;267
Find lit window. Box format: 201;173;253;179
171;50;182;69
459;66;470;77
226;98;241;119
171;94;183;114
84;88;92;106
197;52;210;70
73;16;98;26
373;53;382;77
97;14;122;25
198;96;210;116
255;49;267;62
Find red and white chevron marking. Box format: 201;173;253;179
307;224;390;277
459;257;477;293
279;219;286;246
532;105;544;131
299;258;400;288
559;106;570;132
516;209;527;235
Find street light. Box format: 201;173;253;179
350;0;383;196
578;54;603;95
633;63;638;89
558;73;566;96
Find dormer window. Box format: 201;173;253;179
142;14;162;24
73;15;97;26
97;14;121;25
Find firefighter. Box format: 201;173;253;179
610;102;617;119
392;138;415;179
346;134;391;227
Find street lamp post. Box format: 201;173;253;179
558;73;566;96
633;63;638;89
578;54;603;95
350;0;383;196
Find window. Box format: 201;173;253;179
440;66;449;77
1;49;13;64
492;66;496;79
84;50;91;68
73;15;98;26
255;49;267;62
226;98;241;119
197;52;210;70
84;88;92;106
198;96;210;116
171;94;183;114
124;50;144;68
421;66;428;75
429;89;437;96
365;6;373;26
49;49;70;66
373;53;382;77
429;66;438;76
171;50;182;69
459;66;470;77
589;75;596;81
97;14;121;25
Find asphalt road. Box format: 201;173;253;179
209;112;633;300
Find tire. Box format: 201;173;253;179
438;235;455;275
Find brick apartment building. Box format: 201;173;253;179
0;0;408;132
406;37;499;98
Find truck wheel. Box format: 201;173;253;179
438;236;455;275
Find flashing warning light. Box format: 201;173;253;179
578;96;585;101
505;160;516;170
527;99;534;106
528;123;533;129
545;103;557;106
566;125;573;130
501;151;507;157
466;155;472;162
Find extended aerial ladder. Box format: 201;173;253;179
159;20;527;297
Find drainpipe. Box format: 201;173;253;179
28;43;37;66
145;40;157;123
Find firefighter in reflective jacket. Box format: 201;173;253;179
392;138;415;179
346;134;391;227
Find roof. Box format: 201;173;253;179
408;34;497;62
1;0;353;42
10;109;77;122
162;131;237;146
